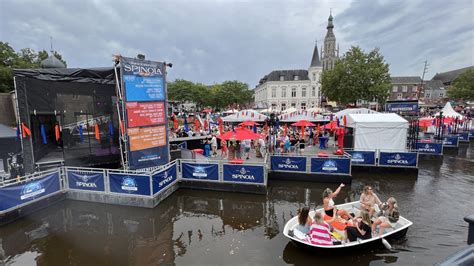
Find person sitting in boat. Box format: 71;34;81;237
359;185;383;217
307;212;335;246
323;184;351;220
344;210;372;242
371;197;400;236
294;207;312;235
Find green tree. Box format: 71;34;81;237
447;68;474;101
167;79;198;103
321;46;391;106
0;41;67;92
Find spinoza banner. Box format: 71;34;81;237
0;171;61;212
443;136;459;147
346;151;376;166
121;57;165;102
416;142;443;154
152;163;178;195
310;157;351;175
109;172;151;196
67;170;105;192
223;164;265;184
270;156;306;172
459;132;469;142
379;152;418;167
182;163;219;181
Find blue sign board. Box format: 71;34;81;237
310;157;351;175
469;130;474;138
443;136;459;147
385;101;418;114
121;57;165;102
416;142;443;154
346;151;376;166
459;133;469;142
379;152;418;167
0;171;60;212
152;163;177;195
67;170;105;192
223;164;265;184
182;163;219;181
109;173;151;196
270;156;306;172
128;146;170;170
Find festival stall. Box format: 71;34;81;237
434;102;464;119
278;110;330;122
221;109;267;122
281;107;297;114
345;113;408;151
334;108;379;119
0;124;20;176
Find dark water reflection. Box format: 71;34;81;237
1;143;473;265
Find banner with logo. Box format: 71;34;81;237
379;152;417;167
126;101;166;128
152;163;178;195
223;164;265;184
385;101;418;115
470;130;474;138
270;156;306;172
67;170;105;192
346;151;376;166
459;133;469;142
416;142;443;154
121;57;165;102
0;171;61;212
442;136;459;147
310;158;351;175
109;173;151;196
182;163;219;181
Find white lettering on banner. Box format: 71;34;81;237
386;154;409;164
192;166;208;178
20;188;45;200
418;144;435;152
72;172;99;188
159;171;173;187
123;63;163;75
76;182;98;188
322;160;338;171
232;167;256;180
277;158;300;169
351;153;365;163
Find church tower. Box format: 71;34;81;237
322;11;339;71
308;41;323;107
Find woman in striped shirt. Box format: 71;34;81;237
307;212;335;246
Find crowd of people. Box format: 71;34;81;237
293;184;400;246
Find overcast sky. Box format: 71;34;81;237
1;0;473;87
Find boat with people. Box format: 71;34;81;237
283;200;413;250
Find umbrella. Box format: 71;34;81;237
218;127;261;141
419;118;433;127
291;120;316;127
238;120;260;127
323;121;337;130
202;108;213;113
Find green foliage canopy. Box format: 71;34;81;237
447;68;474;101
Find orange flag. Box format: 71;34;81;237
95;124;100;140
55;124;60;141
21;122;31;138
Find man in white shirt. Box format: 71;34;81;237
258;138;266;157
243;139;251;160
210;135;218;157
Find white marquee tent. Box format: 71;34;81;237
335;108;379;119
278;111;330;122
434;102;464;119
221;109;268;122
346;113;408;151
281;107;298;114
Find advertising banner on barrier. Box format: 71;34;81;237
459;133;469;142
126;102;166;128
67;170;105;192
385;101;418;115
416;142;443;154
223;164;265;184
470;130;474;138
152;163;177;194
0;171;60;212
443;136;459;147
346;151;376;166
121;57;165;102
270;156;306;172
109;173;151;196
182;163;219;181
310;158;351;175
379;152;417;167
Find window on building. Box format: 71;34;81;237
313;73;316;81
439;92;444;97
271;88;276;98
291;88;297;97
392;86;398;92
301;103;306;109
271;103;277;109
440;87;445;90
402;86;408;92
291;102;296;108
281;103;286;111
412;93;417;98
312;87;316;97
397;93;403;100
302;87;306;97
281;87;286;98
294;75;299;81
425;92;431;98
412;86;418;92
280;75;284;81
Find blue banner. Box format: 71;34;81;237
67;170;105;192
109;173;151;196
0;171;60;212
182;163;219;181
223;164;265;184
270;156;306;172
459;133;469;142
310;158;351;175
129;146;170;170
416;142;443;154
443;136;459;147
346;151;376;166
379;152;417;167
121;57;165;102
385;101;418;114
152;163;178;194
470;130;474;138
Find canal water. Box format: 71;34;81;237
1;143;472;265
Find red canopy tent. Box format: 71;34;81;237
323;120;337;130
291;120;316;137
218;127;261;141
238;120;260;127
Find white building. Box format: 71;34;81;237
254;13;339;111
